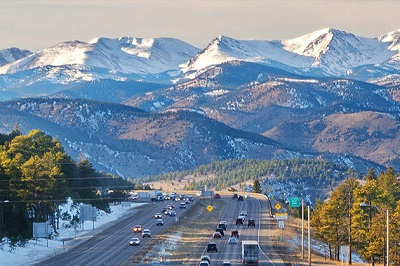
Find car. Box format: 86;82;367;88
232;193;238;199
200;255;211;263
238;215;246;221
156;219;163;226
198;261;210;266
228;236;238;244
129;237;140;245
169;210;177;217
154;213;162;219
215;228;225;236
162;208;170;215
238;195;244;201
189;196;194;202
142;229;151;238
245;194;250;199
207;242;218;252
133;224;142;233
180;202;187;209
231;230;239;238
167;204;175;209
214;193;221;198
222;262;231;266
240;211;248;217
218;222;227;230
213;231;222;238
248;219;256;227
235;217;244;225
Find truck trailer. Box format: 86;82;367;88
242;240;259;265
149;190;163;201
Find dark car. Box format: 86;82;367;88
248;219;256;227
231;230;239;238
238;195;244;201
207;242;218;252
236;217;244;225
232;193;238;199
214;193;221;198
215;228;225;236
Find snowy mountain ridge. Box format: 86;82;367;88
0;37;200;75
1;28;400;98
0;47;32;67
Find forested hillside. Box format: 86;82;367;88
142;158;362;191
0;127;134;242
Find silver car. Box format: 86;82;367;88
142;229;151;238
228;236;238;244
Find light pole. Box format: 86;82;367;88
360;203;389;266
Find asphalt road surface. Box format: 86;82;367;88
35;194;286;266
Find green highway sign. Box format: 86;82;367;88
289;197;301;208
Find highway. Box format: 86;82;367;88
35;200;186;266
35;194;286;266
187;194;286;265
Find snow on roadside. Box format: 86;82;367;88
286;233;364;263
0;198;147;266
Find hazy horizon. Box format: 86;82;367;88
1;0;400;52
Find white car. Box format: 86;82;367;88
228;236;238;244
129;237;140;245
245;194;250;199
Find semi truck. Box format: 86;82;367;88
242;240;259;265
149;190;163;201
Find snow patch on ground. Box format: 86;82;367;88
0;198;147;266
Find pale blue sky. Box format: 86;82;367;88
1;0;399;52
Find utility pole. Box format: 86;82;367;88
308;205;311;266
348;191;352;265
302;198;304;260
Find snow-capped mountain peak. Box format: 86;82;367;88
378;29;400;51
0;47;32;67
282;28;342;58
283;28;396;75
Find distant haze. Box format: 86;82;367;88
1;0;400;52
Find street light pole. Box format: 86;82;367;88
360;203;389;266
386;209;389;266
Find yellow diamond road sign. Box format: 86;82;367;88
275;203;281;210
207;205;213;212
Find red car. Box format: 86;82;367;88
214;193;221;199
213;232;222;238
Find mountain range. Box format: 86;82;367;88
0;28;399;178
